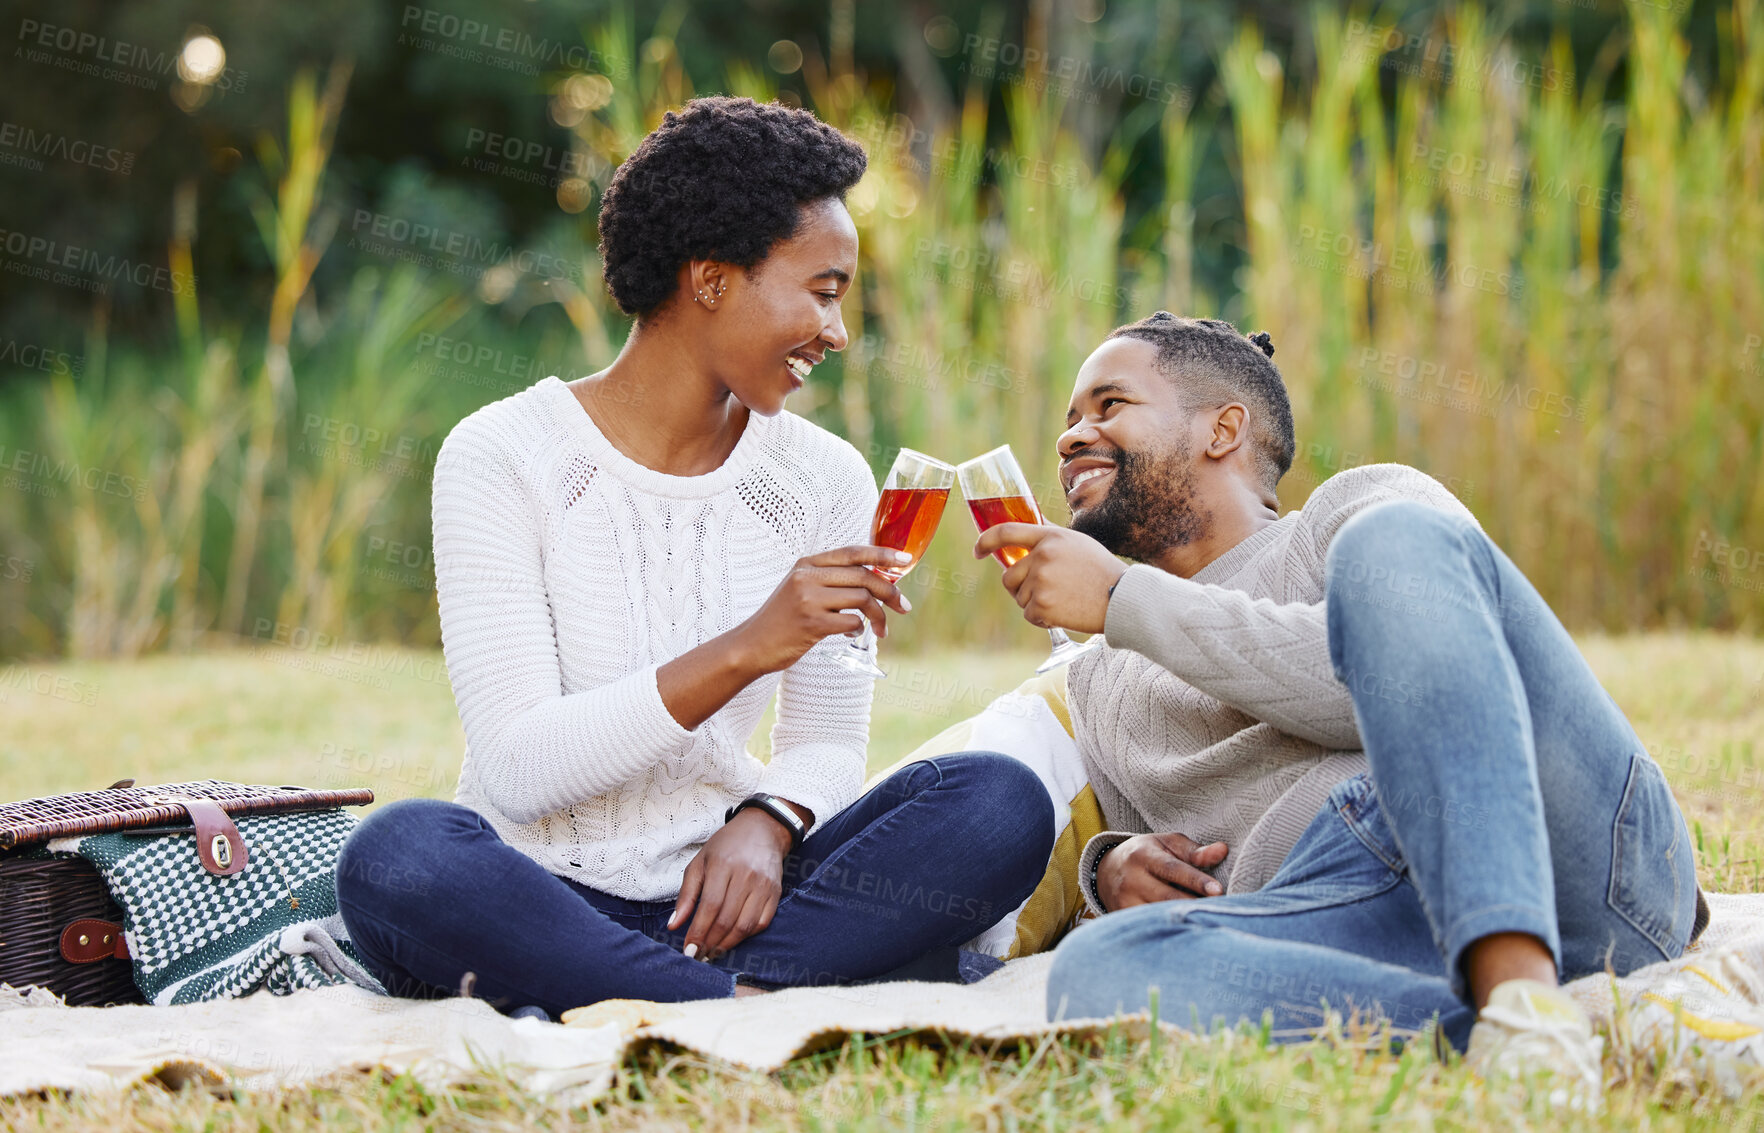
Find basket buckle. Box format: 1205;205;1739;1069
169;797;249;877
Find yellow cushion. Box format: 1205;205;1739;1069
863;668;1103;959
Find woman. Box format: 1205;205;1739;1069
336;96;1054;1019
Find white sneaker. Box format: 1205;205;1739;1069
1678;947;1764;1005
1465;979;1604;1112
1624;950;1764;1098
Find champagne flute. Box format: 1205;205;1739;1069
957;444;1102;674
832;448;957;678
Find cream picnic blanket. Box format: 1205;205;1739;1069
0;979;627;1106
7;893;1764;1102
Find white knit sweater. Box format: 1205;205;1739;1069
431;376;878;901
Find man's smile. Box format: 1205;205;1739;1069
1062;455;1116;505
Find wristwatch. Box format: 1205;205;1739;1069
726;792;806;853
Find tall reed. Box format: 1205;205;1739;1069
3;2;1760;662
1218;3;1762;630
218;63;353;638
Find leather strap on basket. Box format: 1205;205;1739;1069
177;797;248;876
59;918;131;963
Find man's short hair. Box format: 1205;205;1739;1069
1106;312;1296;491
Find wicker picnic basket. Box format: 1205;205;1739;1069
0;779;374;1006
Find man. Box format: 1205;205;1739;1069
974;312;1729;1105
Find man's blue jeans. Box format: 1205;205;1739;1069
1046;500;1701;1049
338;751;1053;1019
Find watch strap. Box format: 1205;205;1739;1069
726;793;805;853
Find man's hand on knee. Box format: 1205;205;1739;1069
1097;832;1228;911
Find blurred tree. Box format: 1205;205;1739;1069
0;0;1715;368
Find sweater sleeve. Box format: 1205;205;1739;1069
758;443;878;826
1102;464;1478;751
1076;831;1138;917
433;422;696;826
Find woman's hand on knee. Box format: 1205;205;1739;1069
730;545;913;673
1098;832;1228;911
669;809;794;960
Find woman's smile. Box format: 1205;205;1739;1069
785;351;820;387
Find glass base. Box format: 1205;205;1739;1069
832;612;887;680
832;646;887;680
1035;633;1101;674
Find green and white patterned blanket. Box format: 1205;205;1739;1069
35;809;386;1005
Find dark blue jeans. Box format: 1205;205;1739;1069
337;751;1053;1018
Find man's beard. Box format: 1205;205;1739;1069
1068;441;1207;562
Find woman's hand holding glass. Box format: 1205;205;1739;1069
730;545;913;675
833;449;956;678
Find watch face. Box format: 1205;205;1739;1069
765;797;801;829
735;795;801;834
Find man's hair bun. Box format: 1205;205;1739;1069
1247;331;1275;358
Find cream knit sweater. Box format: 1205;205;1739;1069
1071;464;1480;909
432;377;877;901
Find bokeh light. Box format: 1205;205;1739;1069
884;181;918;219
565;73;614;111
846;175;880;217
177;34;226;85
477;263;519;304
922;16;960;57
556;177;593;214
767;39;804;74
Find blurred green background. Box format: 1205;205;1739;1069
0;0;1759;664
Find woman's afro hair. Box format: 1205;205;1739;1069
596;96;868;317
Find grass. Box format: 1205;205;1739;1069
4;634;1764;1129
0;645;1053;803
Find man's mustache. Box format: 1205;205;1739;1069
1063;445;1128;469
